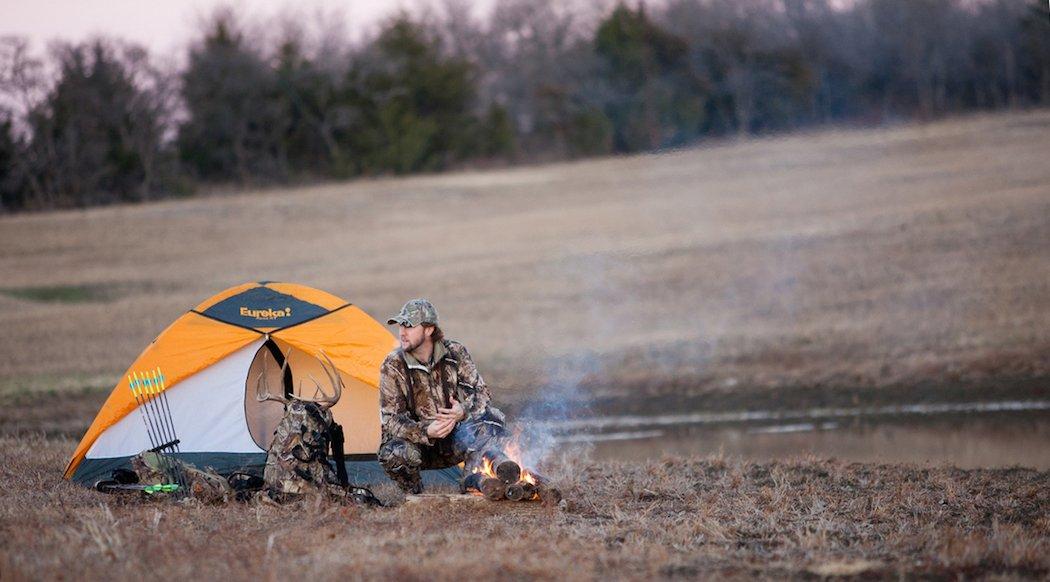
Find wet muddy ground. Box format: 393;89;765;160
578;409;1050;470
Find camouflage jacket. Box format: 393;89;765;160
379;339;494;445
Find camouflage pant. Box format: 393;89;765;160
378;413;507;493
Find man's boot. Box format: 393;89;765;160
378;438;424;494
383;464;423;494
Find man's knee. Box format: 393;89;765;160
462;407;508;440
378;438;423;469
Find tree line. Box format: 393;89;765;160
1;0;1047;211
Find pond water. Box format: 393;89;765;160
547;400;1050;470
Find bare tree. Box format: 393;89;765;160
0;37;47;205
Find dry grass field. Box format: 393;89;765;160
1;110;1049;415
1;435;1047;580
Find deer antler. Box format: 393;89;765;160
255;350;290;405
292;350;342;409
255;347;342;409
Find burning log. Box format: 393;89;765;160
524;472;562;507
480;477;507;501
465;471;560;505
462;472;509;501
461;472;484;494
479;450;521;484
462;452;561;505
505;481;536;502
462;473;507;501
496;461;521;484
505;482;525;501
484;453;521;484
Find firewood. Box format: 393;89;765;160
529;471;564;505
481;451;521;484
505;482;526;501
505;481;537;502
497;462;520;484
527;471;554;486
461;472;484;494
495;460;521;484
480;477;506;501
536;483;562;507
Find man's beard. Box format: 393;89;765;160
403;335;425;353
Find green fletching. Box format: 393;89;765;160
143;484;181;494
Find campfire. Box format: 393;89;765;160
460;438;562;506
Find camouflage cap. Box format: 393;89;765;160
387;298;439;327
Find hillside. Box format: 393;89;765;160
1;110;1048;416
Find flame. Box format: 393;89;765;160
472;456;497;478
468;428;540;493
503;438;523;465
502;427;539;484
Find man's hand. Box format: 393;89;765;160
426;417;456;439
426;397;465;440
437;396;466;423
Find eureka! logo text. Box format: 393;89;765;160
240;306;292;320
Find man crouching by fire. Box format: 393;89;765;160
378;299;511;494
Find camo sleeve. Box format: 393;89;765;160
448;342;492;422
379;354;431;446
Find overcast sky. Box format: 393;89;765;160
0;0;446;58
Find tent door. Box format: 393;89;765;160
243;339;290;450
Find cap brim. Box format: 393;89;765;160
387;316;413;326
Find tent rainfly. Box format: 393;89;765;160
64;281;460;487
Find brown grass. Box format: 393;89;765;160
0;111;1048;410
0;435;1046;580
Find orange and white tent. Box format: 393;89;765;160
64;281;458;487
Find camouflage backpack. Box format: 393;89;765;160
256;351;381;505
263;399;341;497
